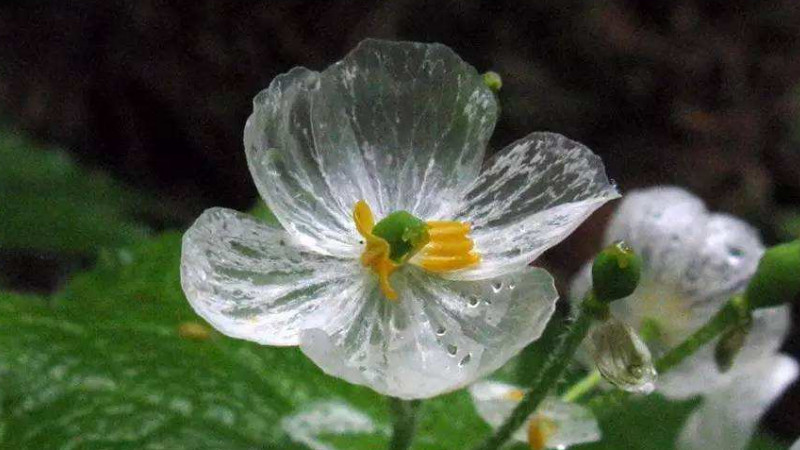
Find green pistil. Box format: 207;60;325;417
372;211;430;263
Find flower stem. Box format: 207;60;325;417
561;370;602;402
472;292;605;450
389;398;421;450
655;295;748;373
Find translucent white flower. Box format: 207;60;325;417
181;39;619;399
570;186;797;449
791;438;800;450
469;381;601;449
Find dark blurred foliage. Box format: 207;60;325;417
1;0;799;441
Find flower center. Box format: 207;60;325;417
527;415;558;450
353;200;480;300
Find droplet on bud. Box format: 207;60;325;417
586;317;657;393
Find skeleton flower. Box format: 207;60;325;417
571;186;798;449
181;39;619;399
469;381;601;449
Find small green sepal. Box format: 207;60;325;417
592;241;642;303
745;240;800;309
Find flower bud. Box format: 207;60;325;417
714;320;752;373
592;241;642;302
745;240;800;309
586;317;656;393
482;71;503;93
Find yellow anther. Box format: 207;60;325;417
354;201;399;301
504;389;525;402
418;220;480;273
353;201;480;301
527;415;558;450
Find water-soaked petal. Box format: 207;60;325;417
677;355;798;450
300;267;557;399
181;208;367;345
451;132;619;280
586;317;656;394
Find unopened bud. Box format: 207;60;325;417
714;320;752;373
592;241;642;302
482;71;503;94
586;318;656;393
745;240;800;309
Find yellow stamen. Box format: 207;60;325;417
353;201;480;301
418;220;480;273
504;389;525;402
527;415;558;450
353;201;399;301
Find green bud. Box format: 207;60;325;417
745;240;800;309
714;319;752;373
482;71;502;94
372;211;430;263
592;241;642;303
586;317;657;393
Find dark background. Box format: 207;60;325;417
1;0;799;442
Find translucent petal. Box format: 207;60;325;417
244;41;497;252
299;267;557;399
469;381;601;446
450;132;619;280
313;39;498;219
677;355;798;450
586;318;657;394
658;305;791;399
791;439;800;450
281;401;377;450
180;208;366;346
244;68;359;256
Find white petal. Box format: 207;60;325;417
313;39;498;219
451;132;619;280
468;381;601;446
244;41;497;250
677;354;798;450
299;267;558;399
791;438;800;450
180;208;364;346
281;401;378;450
468;381;521;430
658;305;791;399
244;68;360;257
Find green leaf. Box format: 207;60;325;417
0;132;152;253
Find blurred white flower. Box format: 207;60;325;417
469;381;601;449
571;186;797;450
281;401;378;450
181;39;618;399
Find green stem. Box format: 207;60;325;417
472;292;605;450
389;398;421;450
561;370;602;402
655;295;748;373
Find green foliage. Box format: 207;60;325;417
0;132;152;253
0;234;490;449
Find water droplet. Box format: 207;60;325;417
491;282;503;293
459;353;472;367
446;344;458;356
508;282;516;290
727;246;744;258
435;326;447;336
468;296;480;307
